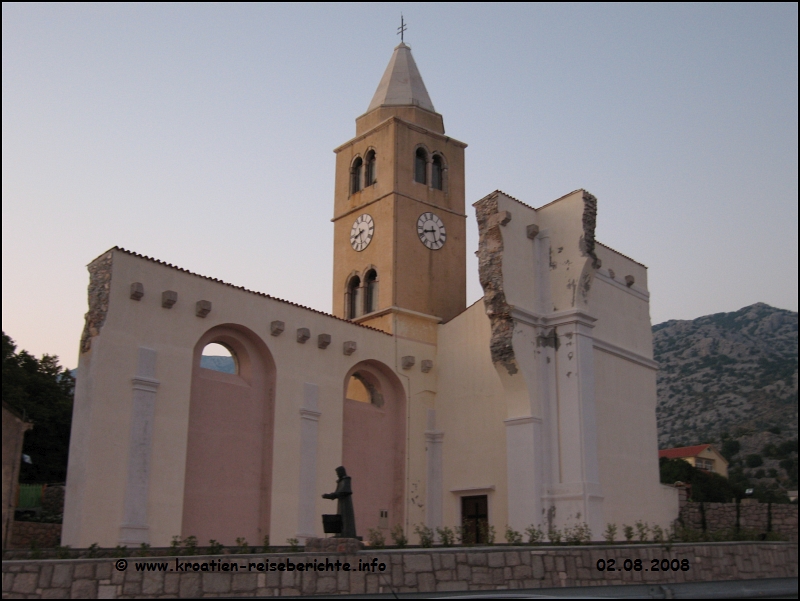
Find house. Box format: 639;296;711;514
659;444;729;478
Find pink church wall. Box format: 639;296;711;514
342;361;405;536
182;325;275;545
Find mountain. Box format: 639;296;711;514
653;302;798;490
200;355;236;374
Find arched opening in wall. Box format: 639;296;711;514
345;373;383;406
342;361;405;538
183;325;276;546
364;150;376;187
431;154;444;190
363;269;378;314
200;342;237;374
346;275;361;319
351;157;363;194
414;148;427;184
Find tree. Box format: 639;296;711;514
659;457;739;502
2;332;74;483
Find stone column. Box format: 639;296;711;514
504;416;543;532
424;409;444;532
548;310;604;535
296;383;321;541
119;347;159;545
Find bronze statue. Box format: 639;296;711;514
322;466;356;538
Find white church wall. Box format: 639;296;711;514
64;249;433;548
436;301;509;536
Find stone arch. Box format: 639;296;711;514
431;152;447;191
182;324;276;545
345;272;361;319
364;147;377;187
342;360;406;536
414;144;430;185
361;264;379;315
350;155;363;194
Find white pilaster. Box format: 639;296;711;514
296;383;321;541
504;415;543;531
546;310;604;535
119;347;159;545
424;409;444;532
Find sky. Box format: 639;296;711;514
2;3;797;369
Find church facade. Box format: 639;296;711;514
62;43;678;548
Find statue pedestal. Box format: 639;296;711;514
304;538;363;553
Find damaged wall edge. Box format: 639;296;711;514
474;193;517;375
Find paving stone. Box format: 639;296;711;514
2;573;13;592
505;551;521;566
436;581;469;592
418;572;436;592
122;579;141;595
336;570;349;591
467;553;488;566
51;565;73;589
41;589;70;599
457;564;471;581
202;572;231;593
178;573;201;598
141;571;164;595
164;573;180;594
404;554;433;572
11;573;38;594
349;570;366;594
73;564;95;580
403;572;417;587
316;576;336;594
434;569;453;581
96;584;116;599
488;553;505;567
471;566;491;585
71;579;98;598
38;565;54;589
532;555;545;579
365;574;379;595
95;563;111;581
231;574;259;593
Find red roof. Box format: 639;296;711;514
658;444;711;460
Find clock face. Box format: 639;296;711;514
417;212;446;250
350;214;374;252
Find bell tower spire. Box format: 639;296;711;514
332;43;467;339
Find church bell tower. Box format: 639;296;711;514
332;43;467;338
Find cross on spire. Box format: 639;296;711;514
397;14;407;43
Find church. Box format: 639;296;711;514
62;42;678;548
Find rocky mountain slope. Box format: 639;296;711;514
653;302;797;489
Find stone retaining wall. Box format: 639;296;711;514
679;502;798;541
2;542;797;597
8;522;62;550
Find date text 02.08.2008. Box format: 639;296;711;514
596;558;691;572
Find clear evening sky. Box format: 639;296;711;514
2;3;797;369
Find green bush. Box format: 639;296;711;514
414;524;434;548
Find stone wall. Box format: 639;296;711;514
679;501;798;542
2;542;797;598
8;522;62;550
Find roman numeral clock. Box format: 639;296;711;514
417;212;446;250
350;214;374;252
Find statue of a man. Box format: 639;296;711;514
322;466;356;538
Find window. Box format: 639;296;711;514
431;154;443;190
351;157;363;194
414;148;427;184
200;342;237;374
365;150;376;187
364;269;378;314
347;276;361;319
